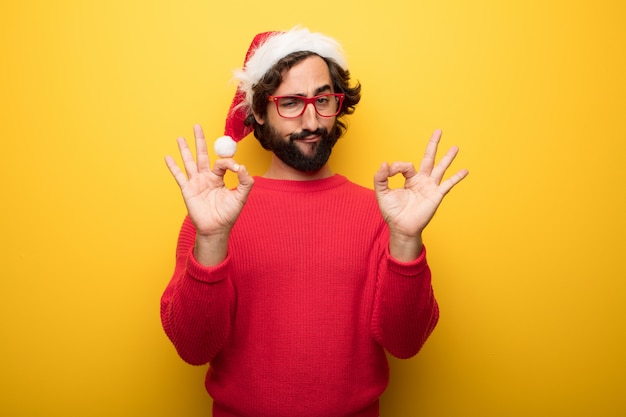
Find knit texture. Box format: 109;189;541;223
161;174;439;417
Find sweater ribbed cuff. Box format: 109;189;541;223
386;245;428;277
185;248;230;284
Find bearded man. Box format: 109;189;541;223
161;27;468;417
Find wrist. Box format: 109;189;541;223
193;231;230;266
388;231;423;263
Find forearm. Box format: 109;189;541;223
160;217;233;364
161;266;233;365
373;248;439;359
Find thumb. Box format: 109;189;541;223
235;164;255;198
373;162;391;195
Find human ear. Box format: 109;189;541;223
252;111;265;125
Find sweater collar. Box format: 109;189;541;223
252;174;348;193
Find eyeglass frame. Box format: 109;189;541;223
267;93;345;119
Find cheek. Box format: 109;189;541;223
267;113;300;136
321;117;336;130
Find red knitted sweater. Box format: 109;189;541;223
161;174;439;417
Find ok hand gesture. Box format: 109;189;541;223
374;129;468;261
165;125;254;264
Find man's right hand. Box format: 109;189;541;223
165;124;254;265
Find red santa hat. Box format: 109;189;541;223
213;27;349;158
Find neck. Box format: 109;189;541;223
263;155;334;180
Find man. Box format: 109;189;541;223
161;27;468;417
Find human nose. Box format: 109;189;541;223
300;102;320;131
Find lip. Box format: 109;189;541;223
295;135;320;143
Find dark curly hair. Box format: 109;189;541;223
243;51;362;150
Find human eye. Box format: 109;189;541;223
278;97;301;108
316;95;331;107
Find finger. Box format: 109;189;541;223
388;161;417;179
212;157;241;177
164;155;188;189
438;168;469;195
431;145;460;184
417;129;442;175
373;162;391;195
177;136;198;178
235;164;255;198
193;124;211;172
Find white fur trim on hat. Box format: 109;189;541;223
233;27;348;109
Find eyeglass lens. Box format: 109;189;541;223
275;94;340;118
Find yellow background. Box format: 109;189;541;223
1;0;625;416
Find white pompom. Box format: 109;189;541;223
214;135;237;158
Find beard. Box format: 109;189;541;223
259;123;340;172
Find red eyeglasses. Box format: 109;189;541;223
268;93;345;119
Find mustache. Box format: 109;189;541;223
289;128;327;141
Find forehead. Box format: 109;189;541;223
273;55;333;96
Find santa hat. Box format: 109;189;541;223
213;27;349;158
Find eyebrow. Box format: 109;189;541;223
291;84;333;97
314;85;333;95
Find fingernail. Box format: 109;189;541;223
233;163;240;172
